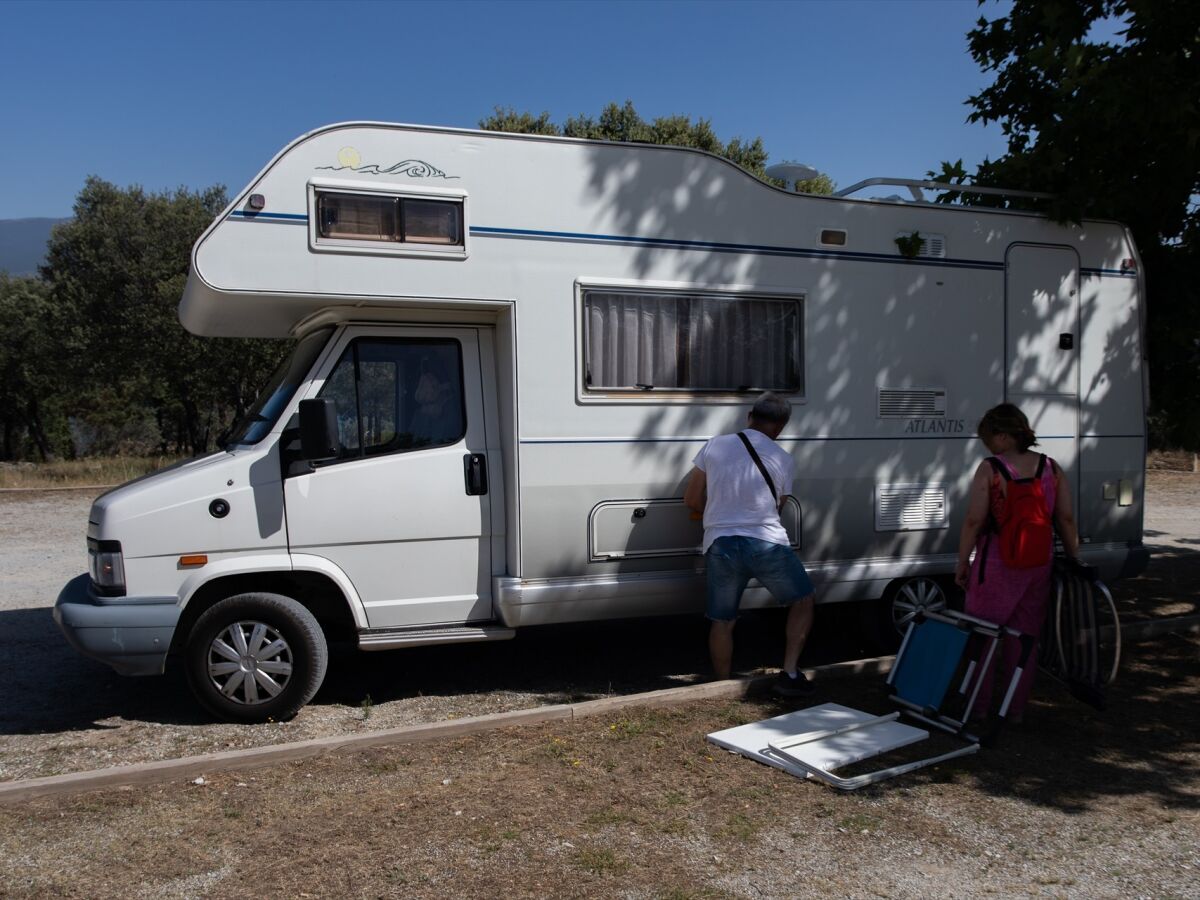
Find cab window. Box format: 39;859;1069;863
317;338;464;459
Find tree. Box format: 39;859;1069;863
938;0;1200;446
40;178;288;457
0;275;69;460
481;100;834;192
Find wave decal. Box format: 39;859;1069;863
317;148;459;179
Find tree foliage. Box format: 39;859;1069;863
946;0;1200;238
0;178;290;461
0;275;68;459
482;100;803;187
939;0;1200;447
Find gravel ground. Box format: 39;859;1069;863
1;470;1196;784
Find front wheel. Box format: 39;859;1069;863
184;592;328;723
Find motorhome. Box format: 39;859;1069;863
55;122;1149;722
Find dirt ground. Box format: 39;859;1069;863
1;630;1197;899
0;469;1198;897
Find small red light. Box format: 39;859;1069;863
1120;258;1136;273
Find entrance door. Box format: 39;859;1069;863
284;326;496;628
1005;244;1080;508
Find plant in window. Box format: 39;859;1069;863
895;232;926;259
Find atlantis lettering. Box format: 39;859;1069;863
905;419;965;434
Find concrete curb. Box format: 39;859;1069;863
0;655;893;805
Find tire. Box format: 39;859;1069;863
184;592;328;724
862;576;957;652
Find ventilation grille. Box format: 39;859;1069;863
878;388;946;418
896;231;946;258
876;484;948;532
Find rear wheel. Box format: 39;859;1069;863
890;576;952;633
863;576;959;652
184;592;328;723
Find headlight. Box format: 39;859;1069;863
88;538;126;596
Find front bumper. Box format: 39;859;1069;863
53;574;181;676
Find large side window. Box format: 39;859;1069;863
582;288;804;395
317;338;464;459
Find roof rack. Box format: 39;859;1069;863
832;177;1053;204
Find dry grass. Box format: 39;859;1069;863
0;456;183;489
1147;449;1199;472
1;634;1197;899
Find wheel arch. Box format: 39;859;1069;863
170;570;358;656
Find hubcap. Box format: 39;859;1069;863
891;578;948;633
206;620;293;706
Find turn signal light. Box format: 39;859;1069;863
179;554;208;567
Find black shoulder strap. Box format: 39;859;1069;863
737;431;777;501
986;456;1011;481
990;454;1046;483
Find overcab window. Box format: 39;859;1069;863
582;288;805;395
316;191;463;247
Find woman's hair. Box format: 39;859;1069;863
977;403;1037;451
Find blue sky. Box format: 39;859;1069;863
0;0;1017;220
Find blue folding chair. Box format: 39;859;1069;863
756;609;1030;790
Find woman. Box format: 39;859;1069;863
955;403;1080;722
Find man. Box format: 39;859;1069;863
683;392;816;696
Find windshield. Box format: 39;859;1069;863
224;328;333;446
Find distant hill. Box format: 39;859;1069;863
0;218;69;277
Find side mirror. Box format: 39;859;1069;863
298;398;339;461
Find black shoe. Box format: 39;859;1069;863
772;670;815;697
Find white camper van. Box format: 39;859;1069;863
55;122;1148;722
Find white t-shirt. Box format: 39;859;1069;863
692;429;794;553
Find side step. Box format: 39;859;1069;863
357;624;516;651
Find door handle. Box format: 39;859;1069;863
464;453;488;496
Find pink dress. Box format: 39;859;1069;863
965;454;1057;718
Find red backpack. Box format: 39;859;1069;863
987;454;1054;569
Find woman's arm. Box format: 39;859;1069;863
955;462;992;588
1052;465;1081;560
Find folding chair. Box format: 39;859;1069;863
707;609;1031;791
1039;557;1121;709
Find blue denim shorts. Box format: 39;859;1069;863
705;536;815;622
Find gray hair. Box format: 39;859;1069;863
749;391;791;426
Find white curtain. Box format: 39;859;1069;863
585;291;802;392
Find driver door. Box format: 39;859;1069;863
284;326;496;628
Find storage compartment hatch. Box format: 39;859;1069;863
590;498;802;561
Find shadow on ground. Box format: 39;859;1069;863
0;602;878;735
1112;542;1200;620
800;630;1200;815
